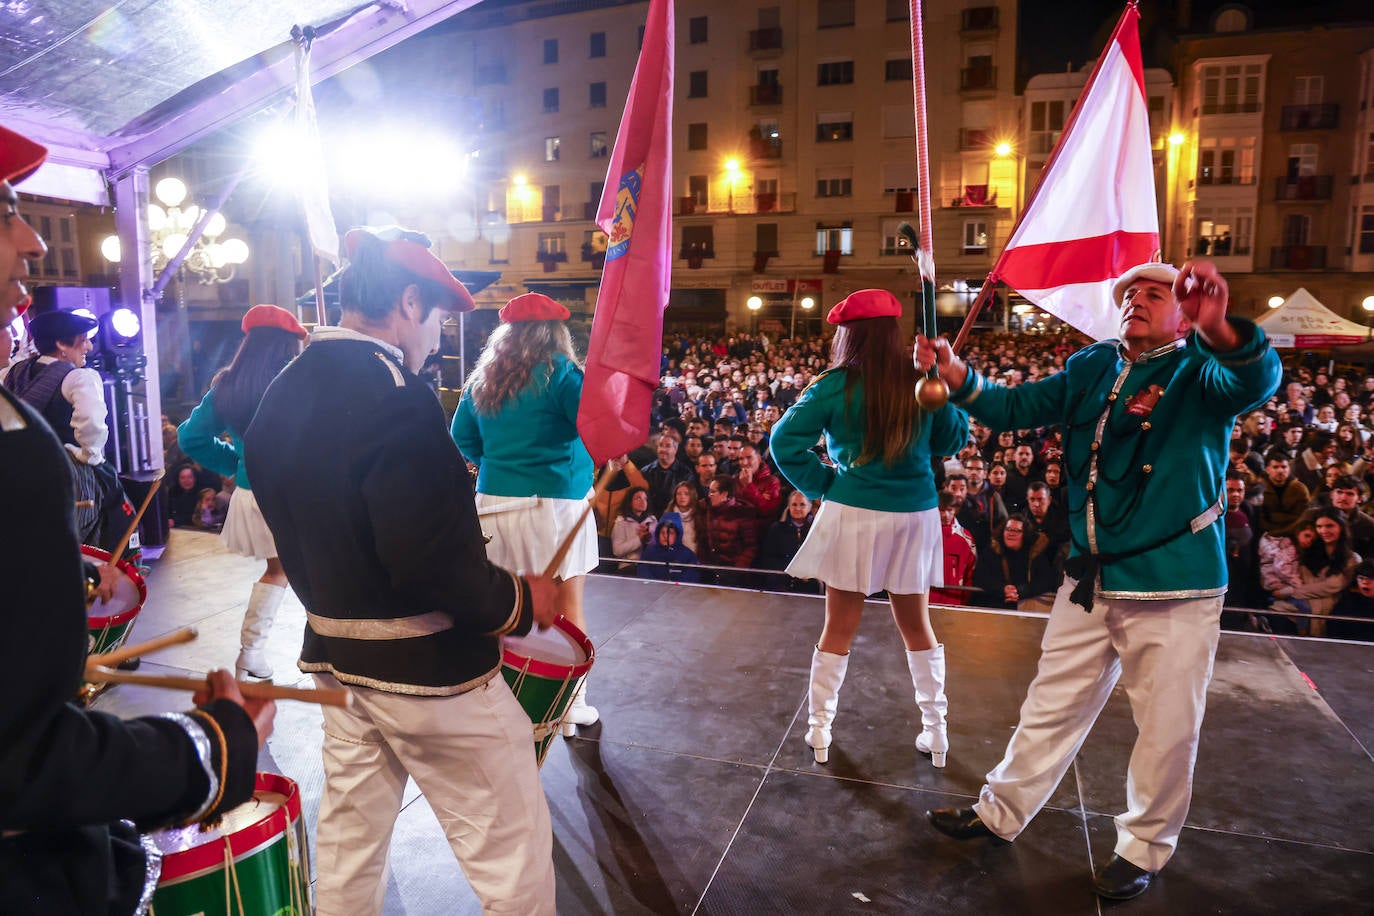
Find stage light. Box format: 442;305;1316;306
109;307;141;340
1268;296;1284;309
747;296;763;311
71;307;99;339
100;235;121;263
800;297;815;310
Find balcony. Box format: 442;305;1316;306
1195;173;1257;187
961;6;999;30
748;136;783;160
748;27;782;51
1270;246;1327;270
959;128;993;151
676;192;797;216
960;66;997;92
580;242;606;270
1279;103;1339;130
1199;101;1261;115
535;249;568;272
750;84;782;106
947;185;997;208
1274;175;1333;201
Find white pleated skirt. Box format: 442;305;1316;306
476;490;599;579
221;487;278;560
786;500;943;595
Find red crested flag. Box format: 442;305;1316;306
577;0;674;466
994;4;1158;341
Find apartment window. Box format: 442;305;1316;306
885;0;908;21
963;220;989;254
590;131;609;158
1200;63;1263;114
1195;208;1253;256
490;236;509;264
1364;130;1374;179
1287;143;1318;178
590;181;605;207
817;60;854;86
590;31;606;58
537;232;566;256
756;222;779;256
688;123;708;150
1282;214;1310;247
1029;99;1066;155
543;39;558;64
885;58;913;82
27;210;79;281
1197;137;1256;185
688;175;708;205
881;163;917;193
1358;207;1374;254
681;225;714;257
543;88;559;112
816;167;853;198
881;218;913;255
1292;75;1323;105
543;185;561;221
544;137;561;162
590;81;607;108
815;225;853;255
816;112;853;142
689;16;708;43
688;70;708;98
818;0;855;28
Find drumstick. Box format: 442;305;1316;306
108;469;166;568
540;462;619;579
85;666;352;708
75;499;94;509
86;626;198;671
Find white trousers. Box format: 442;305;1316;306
972;579;1224;872
312;673;555;916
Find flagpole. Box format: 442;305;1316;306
948;0;1142;354
312;253;327;327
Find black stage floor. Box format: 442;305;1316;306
97;533;1374;914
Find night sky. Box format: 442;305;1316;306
1018;0;1373;87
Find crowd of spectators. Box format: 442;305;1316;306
594;326;1374;642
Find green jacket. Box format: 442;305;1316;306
771;368;969;513
952;318;1281;599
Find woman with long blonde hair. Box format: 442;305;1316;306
451;293;601;732
771;290;969;766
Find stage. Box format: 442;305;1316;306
95;531;1374;914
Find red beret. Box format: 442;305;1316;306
344;228;475;312
0;124;46;186
826;289;903;325
500;292;570;323
242;304;307;340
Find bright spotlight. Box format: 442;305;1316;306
154;177;187;208
71;308;99;339
747;296;763;311
800;296;815;310
1267;296;1284;309
109;307;141;340
100;235;121;263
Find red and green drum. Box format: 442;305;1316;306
148;773;312;916
501;615;595;766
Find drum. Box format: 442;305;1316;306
501;615;595;766
148;772;312;916
79;543;147;703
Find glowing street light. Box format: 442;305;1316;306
1168;132;1186;146
994;141;1012;158
747;296;763;311
1363;296;1374;313
800;296;815;310
1268;296;1284;309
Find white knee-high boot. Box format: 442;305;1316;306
906;644;949;767
236;581;286;680
561;679;600;736
805;646;849;764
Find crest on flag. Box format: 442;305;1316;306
607;165;645;261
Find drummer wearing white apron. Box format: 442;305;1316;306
451;292;601;732
770;290;970;767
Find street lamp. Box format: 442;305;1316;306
1268;296;1284;309
101;177;249;285
746;295;763;311
800;296;815;310
724;158;740;213
1363;296;1374;313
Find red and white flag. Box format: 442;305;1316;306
577;0;674;465
994;4;1157;341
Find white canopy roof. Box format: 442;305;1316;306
1256;287;1371;348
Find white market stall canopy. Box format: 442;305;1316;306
1256;287;1371;349
0;0;482;204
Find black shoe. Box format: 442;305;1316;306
926;807;1008;844
1092;854;1155;900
